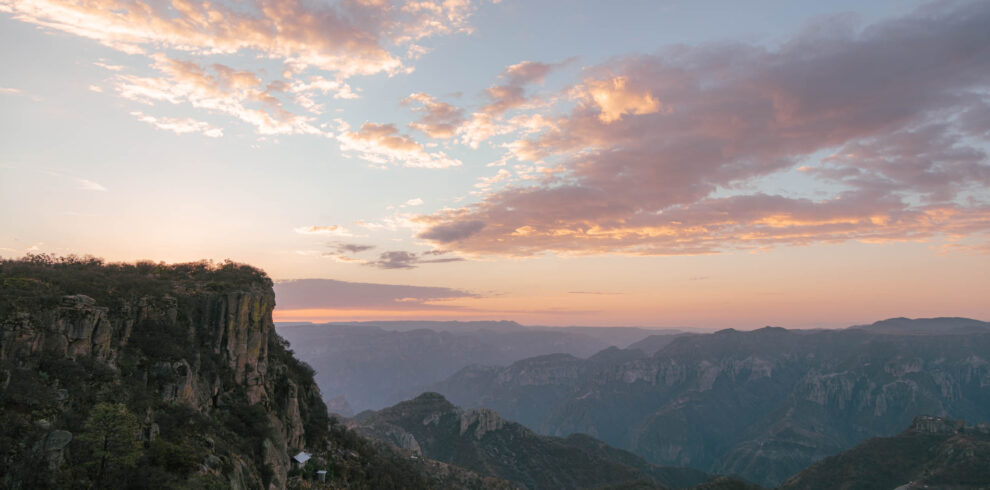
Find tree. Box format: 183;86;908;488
78;402;144;487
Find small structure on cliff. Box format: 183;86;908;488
293;451;311;466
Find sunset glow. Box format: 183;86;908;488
2;0;988;328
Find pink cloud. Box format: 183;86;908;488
419;1;990;256
116;55;324;135
3;0;490;135
457;58;569;147
2;0;487;76
337;121;462;168
403;92;465;139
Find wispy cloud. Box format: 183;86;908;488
458;58;570;148
336;120;461;168
116;55;325;136
2;0;492;136
365;250;465;269
294;225;352;237
43;170;108;192
333;243;376;254
130;111;223;138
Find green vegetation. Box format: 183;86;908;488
77;403;145;486
0;253;271;317
0;255;442;489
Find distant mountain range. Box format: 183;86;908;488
351;392;731;490
849;317;990;335
429;318;990;486
353;393;990;490
276;321;679;411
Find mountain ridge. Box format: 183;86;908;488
350;392;723;490
431;319;990;486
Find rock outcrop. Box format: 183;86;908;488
0;260;325;489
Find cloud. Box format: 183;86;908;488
130;111;223;138
337;121;461;168
404;198;424;207
457;58;569;147
0;87;22;95
334;243;376;254
116;55;324;136
419;220;485;242
503;60;556;85
581;76;661;123
419;1;990;256
294;225;353;237
366;250;465;269
1;0;483;76
43;170;108;192
3;0;491;136
273;278;477;310
403;92;465;138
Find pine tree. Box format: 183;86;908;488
78;402;144;487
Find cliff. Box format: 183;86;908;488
0;256;467;490
0;257;330;489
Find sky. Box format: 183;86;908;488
1;0;989;329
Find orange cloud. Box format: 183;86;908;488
337;121;462;168
582;76;661;123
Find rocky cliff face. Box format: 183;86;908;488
0;259;327;489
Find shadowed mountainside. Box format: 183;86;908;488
779;415;990;489
431;320;990;487
350;392;736;490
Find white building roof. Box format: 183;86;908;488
293;451;311;464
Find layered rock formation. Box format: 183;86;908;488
0;261;322;489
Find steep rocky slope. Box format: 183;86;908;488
433;323;990;486
779;415;990;489
0;256;493;489
350;392;713;490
